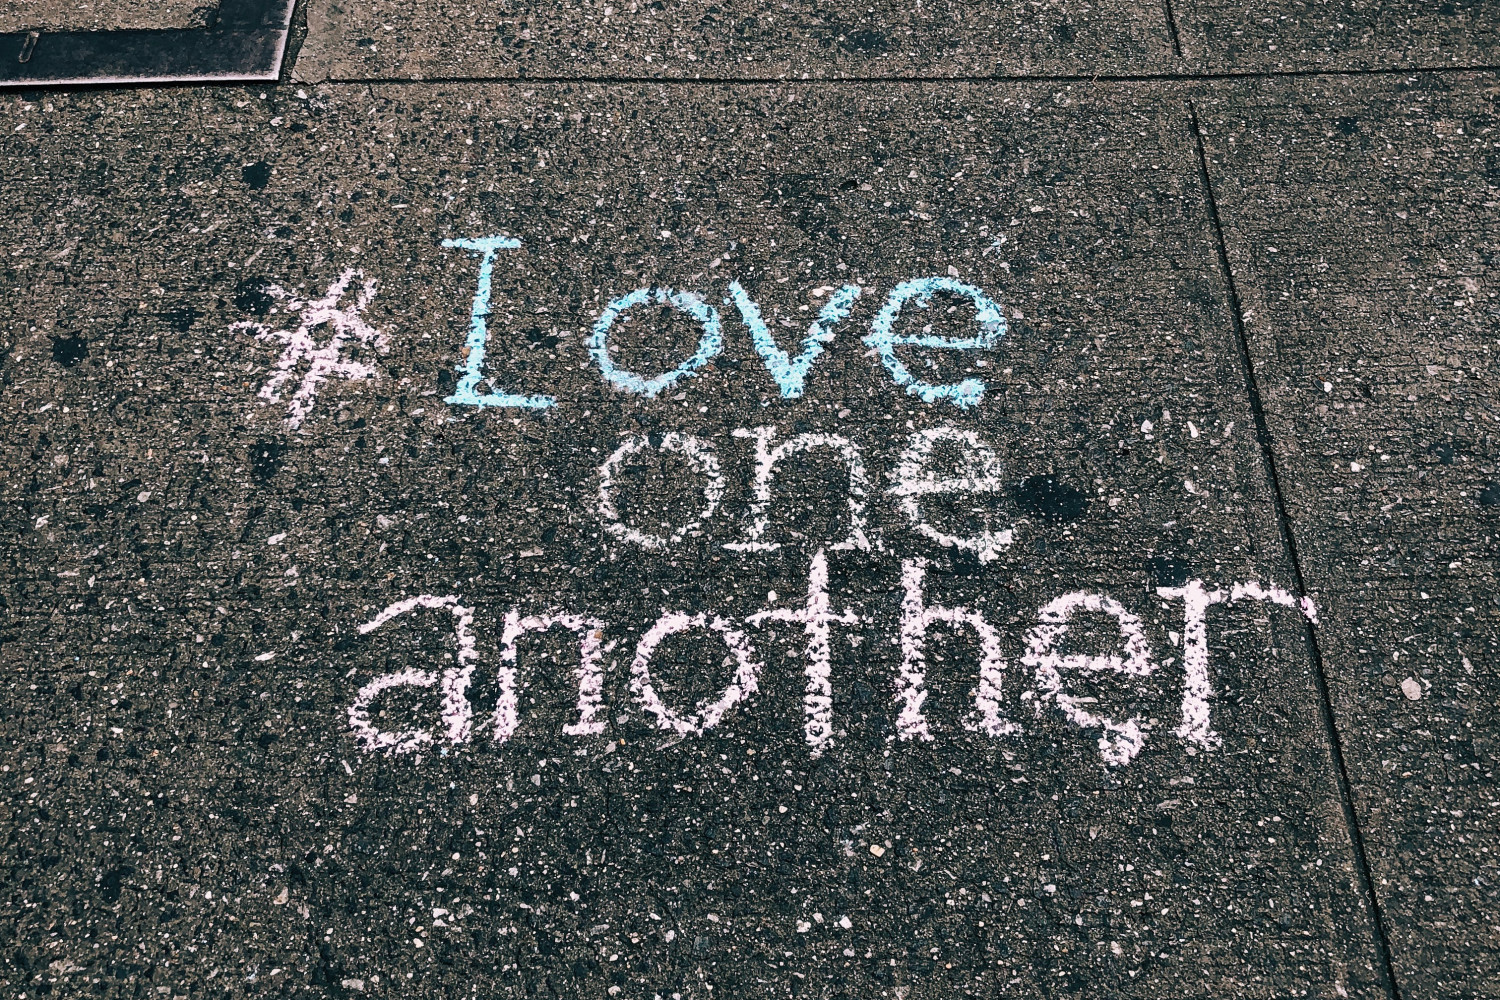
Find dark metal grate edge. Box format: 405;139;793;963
1;0;292;87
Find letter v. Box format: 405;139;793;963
727;280;861;399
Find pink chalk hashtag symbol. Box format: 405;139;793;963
233;268;390;429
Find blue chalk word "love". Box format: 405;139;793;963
443;235;1006;411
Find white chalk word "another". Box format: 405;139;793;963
343;556;1315;767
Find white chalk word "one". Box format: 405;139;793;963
596;422;1014;559
343;557;1315;766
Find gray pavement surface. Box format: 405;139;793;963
1175;1;1500;72
291;0;1500;82
293;0;1175;82
1197;74;1500;995
0;0;214;32
1;3;1498;1000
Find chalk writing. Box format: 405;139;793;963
863;276;1006;408
1157;581;1317;753
897;556;1015;743
630;612;762;737
588;287;724;398
596;433;725;550
727;279;862;398
888;425;1013;562
444;236;555;410
724;427;871;554
596;424;1013;556
746;548;861;756
342;572;1315;767
347;595;478;754
403;238;1009;412
500;611;609;739
232;268;389;429
1021;592;1155;767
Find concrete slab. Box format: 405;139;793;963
292;0;1176;82
0;0;214;32
1195;72;1500;996
2;83;1385;997
1173;1;1500;73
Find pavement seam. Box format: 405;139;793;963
1186;99;1405;1000
1160;0;1183;58
290;65;1500;88
13;64;1499;93
276;0;310;86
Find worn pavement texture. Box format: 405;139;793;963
0;3;1497;1000
290;0;1500;81
1197;74;1500;995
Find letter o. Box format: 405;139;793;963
598;432;724;550
588;286;723;397
630;611;762;735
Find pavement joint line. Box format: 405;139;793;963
286;65;1500;88
1159;0;1183;58
9;63;1500;92
1187;98;1405;1000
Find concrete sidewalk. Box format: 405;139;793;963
0;5;1496;999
